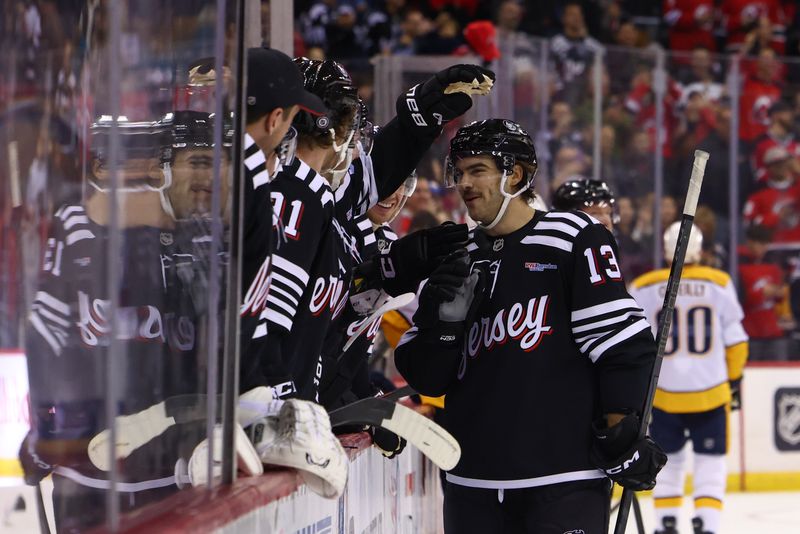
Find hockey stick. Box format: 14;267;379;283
328;395;460;471
88;387;276;471
613;150;709;534
341;292;415;352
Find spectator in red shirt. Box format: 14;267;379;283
663;0;716;52
722;0;788;54
739;48;783;144
751;100;800;183
743;145;800;242
738;224;790;360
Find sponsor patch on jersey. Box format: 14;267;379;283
524;262;557;272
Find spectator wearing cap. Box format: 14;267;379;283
245;48;326;163
751;100;800;183
743;145;800;242
663;0;716;52
737;224;790;360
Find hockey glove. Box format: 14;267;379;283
590;414;667;491
729;379;742;411
397;65;495;135
369;426;407;459
382;222;469;294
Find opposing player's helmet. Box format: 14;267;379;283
445;119;538;229
664;221;703;264
445;119;538;188
553;179;616;211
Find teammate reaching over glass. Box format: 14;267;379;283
395;119;666;533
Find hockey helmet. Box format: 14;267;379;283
552;178;616;211
663;221;703;264
445;119;538;189
89;116;171;193
292;58;360;139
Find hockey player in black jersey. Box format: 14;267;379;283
553;178;618;232
239;47;327;391
256;57;492;401
21;117;210;531
395;119;666;533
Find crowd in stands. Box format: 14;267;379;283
2;0;800;357
295;0;800;359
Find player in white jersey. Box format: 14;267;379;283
629;222;749;534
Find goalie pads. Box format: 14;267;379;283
250;399;348;498
178;423;263;488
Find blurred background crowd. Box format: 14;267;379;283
1;0;800;359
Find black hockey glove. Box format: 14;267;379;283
729;378;742;411
370;426;407;459
590;414;667;491
396;65;495;135
377;222;469;296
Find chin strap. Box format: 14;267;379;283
477;171;529;230
157;163;177;220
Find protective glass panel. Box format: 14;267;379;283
1;1;239;531
598;44;659;280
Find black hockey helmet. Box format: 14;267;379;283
89;116;172;193
169;110;233;151
552;178;616;211
292;57;360;138
445;119;538;188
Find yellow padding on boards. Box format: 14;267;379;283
695;497;723;510
654;496;683;508
611;472;800;498
0;459;24;478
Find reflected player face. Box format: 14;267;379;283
368;184;405;224
582;204;614;231
168;148;230;219
455;155;506;224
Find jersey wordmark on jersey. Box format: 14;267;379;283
399;210;655;489
630;265;749;413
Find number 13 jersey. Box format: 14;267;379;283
427;210;656;488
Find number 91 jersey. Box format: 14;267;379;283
629;265;749;414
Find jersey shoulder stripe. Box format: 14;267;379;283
244;133;270;188
54;204;96;247
521;210;600;253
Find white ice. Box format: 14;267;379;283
2;483;799;532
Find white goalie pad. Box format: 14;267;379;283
253;399;347;499
179;423;263;488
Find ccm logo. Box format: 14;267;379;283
606;450;639;474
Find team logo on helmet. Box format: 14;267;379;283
316;116;330;129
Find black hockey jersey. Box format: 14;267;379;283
239;133;274;390
397;210;656;488
261;158;360;401
318;217;394;409
25;204;203;489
